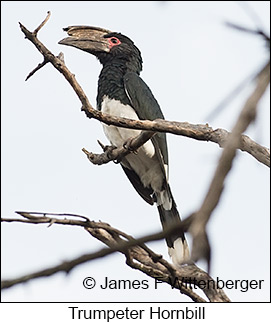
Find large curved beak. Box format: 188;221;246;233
58;25;112;53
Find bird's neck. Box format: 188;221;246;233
97;61;132;109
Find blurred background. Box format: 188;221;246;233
1;1;270;302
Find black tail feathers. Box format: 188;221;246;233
156;188;189;266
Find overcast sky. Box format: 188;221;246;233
2;1;270;303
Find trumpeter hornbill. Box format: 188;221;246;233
59;26;189;266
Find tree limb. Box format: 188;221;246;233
82;125;270;167
1;212;229;302
189;61;270;269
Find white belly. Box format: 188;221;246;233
101;96;155;157
100;96;171;208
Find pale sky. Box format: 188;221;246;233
2;1;270;303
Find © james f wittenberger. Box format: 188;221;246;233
82;276;265;293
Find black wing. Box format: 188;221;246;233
120;72;169;204
124;71;169;166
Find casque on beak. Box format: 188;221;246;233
58;25;112;53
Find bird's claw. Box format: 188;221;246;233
123;138;138;155
101;145;121;164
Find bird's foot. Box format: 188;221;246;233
104;145;117;158
123;138;138;155
105;145;122;164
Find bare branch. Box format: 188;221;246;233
25;59;49;81
225;21;270;42
33;11;51;35
82;131;154;165
17;211;91;222
83;126;270;167
189;61;270;267
212;128;270;167
1;211;192;254
1;212;229;302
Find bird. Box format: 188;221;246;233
59;26;189;266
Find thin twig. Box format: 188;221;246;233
237;2;265;31
225;21;270;42
25;59;49;81
16;211;91;222
33;11;51;35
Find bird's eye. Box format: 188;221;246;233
111;38;118;44
108;37;121;48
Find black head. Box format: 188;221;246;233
59;26;142;73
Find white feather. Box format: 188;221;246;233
156;190;172;210
168;238;190;266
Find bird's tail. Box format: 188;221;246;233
156;187;189;266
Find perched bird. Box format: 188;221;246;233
59;26;189;266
